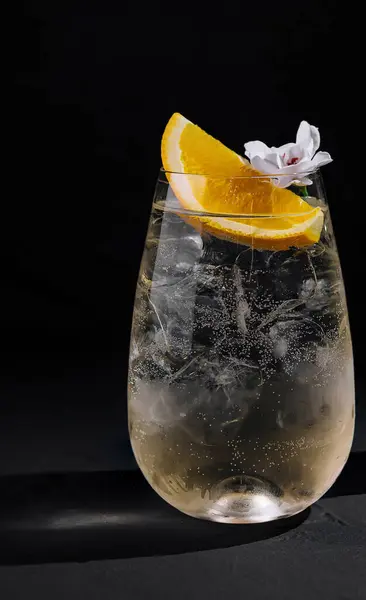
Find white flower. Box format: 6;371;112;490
244;121;332;188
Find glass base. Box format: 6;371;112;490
182;475;305;524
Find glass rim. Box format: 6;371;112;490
153;201;325;219
160;167;321;180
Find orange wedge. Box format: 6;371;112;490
161;113;324;250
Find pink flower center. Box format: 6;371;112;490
282;153;299;166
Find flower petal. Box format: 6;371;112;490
272;158;312;175
278;159;316;187
250;155;279;174
266;152;284;168
250;156;297;187
275;142;296;155
296;121;320;158
288;144;305;162
284;159;316;184
244;140;271;160
272;143;296;167
300;176;313;185
310;151;333;167
273;176;298;188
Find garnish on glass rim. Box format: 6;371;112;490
244;121;332;188
161;113;326;250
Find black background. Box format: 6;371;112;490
4;1;364;475
2;3;366;598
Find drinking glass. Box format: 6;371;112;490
128;169;354;523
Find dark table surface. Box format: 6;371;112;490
0;350;365;599
0;482;365;600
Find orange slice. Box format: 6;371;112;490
161;113;324;250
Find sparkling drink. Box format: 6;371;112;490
128;177;354;523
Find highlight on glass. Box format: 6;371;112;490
128;114;355;524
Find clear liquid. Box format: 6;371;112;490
128;204;355;523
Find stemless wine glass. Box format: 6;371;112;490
128;169;354;524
